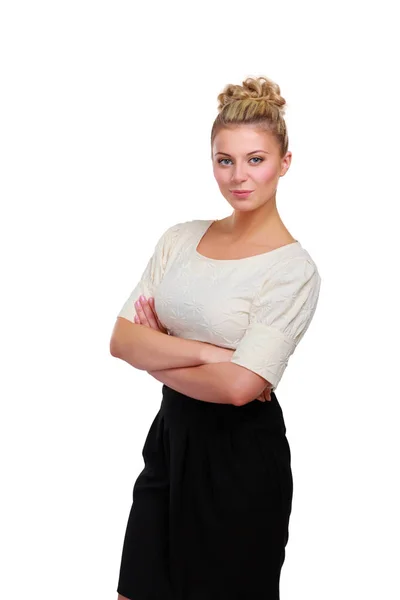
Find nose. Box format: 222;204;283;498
231;163;247;184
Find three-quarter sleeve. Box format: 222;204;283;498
230;257;321;391
116;222;182;323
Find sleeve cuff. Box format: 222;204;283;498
230;322;296;389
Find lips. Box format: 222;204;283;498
230;190;254;198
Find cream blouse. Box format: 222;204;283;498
117;219;322;392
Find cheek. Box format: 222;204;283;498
253;164;276;185
213;166;230;186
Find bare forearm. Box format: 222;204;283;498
148;362;240;405
111;320;215;370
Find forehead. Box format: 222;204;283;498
212;126;277;154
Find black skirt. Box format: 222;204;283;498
116;384;293;600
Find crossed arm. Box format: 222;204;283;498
110;315;272;405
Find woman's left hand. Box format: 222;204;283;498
256;386;272;402
134;296;168;334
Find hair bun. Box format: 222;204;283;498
217;76;286;114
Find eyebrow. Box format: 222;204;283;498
214;150;270;157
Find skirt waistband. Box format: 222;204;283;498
160;384;287;436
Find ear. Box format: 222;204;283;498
280;151;292;176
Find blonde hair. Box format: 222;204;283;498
211;76;288;158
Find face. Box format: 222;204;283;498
212;125;292;212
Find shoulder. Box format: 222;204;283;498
251;252;322;333
155;219;191;247
160;218;204;237
152;219;202;268
256;251;321;306
266;245;321;284
159;218;210;245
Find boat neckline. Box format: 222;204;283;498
194;219;302;263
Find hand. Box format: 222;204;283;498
133;295;168;334
256;386;273;402
135;296;272;402
203;346;272;402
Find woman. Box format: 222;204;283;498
111;75;321;600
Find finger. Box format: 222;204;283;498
136;310;146;326
136;297;163;331
148;298;165;331
138;296;159;329
141;297;161;329
134;299;150;327
135;302;148;326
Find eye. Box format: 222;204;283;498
217;157;264;166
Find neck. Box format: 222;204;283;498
227;199;288;240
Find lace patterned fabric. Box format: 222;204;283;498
117;219;321;391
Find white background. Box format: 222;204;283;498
1;1;399;598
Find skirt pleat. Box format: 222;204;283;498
117;384;293;600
